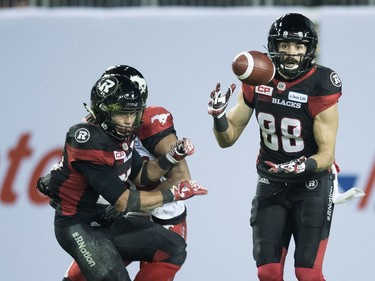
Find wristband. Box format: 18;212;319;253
125;190;141;213
304;158;318;172
158;154;175;171
140;162;160;186
213;114;229;132
161;189;174;204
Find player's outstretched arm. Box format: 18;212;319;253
114;180;208;212
133;137;194;187
152;133;192;191
208;84;253;148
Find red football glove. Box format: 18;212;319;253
166;138;194;164
208;82;236;118
170;180;208;201
265;156;307;174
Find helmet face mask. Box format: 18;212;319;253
267;13;318;79
110;111;143;139
90;74;146;142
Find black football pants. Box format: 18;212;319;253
250;173;334;268
55;216;187;281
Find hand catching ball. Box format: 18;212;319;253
232;50;275;86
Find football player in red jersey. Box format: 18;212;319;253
208;13;341;281
44;72;207;281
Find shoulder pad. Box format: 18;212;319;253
139;106;174;139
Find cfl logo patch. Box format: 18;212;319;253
74;128;90;143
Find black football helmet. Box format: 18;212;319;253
267;13;318;78
90;74;146;142
102;65;148;104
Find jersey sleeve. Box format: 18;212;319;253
72;161;126;206
242;83;256;108
138;106;177;154
129;148;143;181
138;106;175;139
308;67;342;117
65;123;116;167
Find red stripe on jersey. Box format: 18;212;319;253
60;173;86;216
66;143;115;166
308;92;341;118
59;144;116;216
242;84;255;105
138;106;174;140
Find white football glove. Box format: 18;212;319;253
208;82;236;118
265;156;307;174
166;138;195;164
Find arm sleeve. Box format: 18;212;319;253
129;148;143;181
72;161;126;206
141;127;176;155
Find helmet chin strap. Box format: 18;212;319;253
278;64;301;79
277;54;310;79
83;103;96;118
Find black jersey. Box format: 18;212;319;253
243;65;342;182
50;120;143;227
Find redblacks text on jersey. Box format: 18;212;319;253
242;65;342;182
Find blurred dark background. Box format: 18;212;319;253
1;0;373;8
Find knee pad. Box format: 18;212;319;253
163;248;187;266
294;243;316;267
258;263;283;281
253;241;280;265
295;267;325;281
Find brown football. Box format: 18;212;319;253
232;50;275;86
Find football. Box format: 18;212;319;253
231;50;275;86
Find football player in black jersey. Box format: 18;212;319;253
48;73;207;281
58;65;193;281
208;13;341;281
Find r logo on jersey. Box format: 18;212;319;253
74;128;90;143
330;72;342;87
151;113;170;125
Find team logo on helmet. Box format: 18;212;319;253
74;128;90;143
129;75;147;95
97;77;119;97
